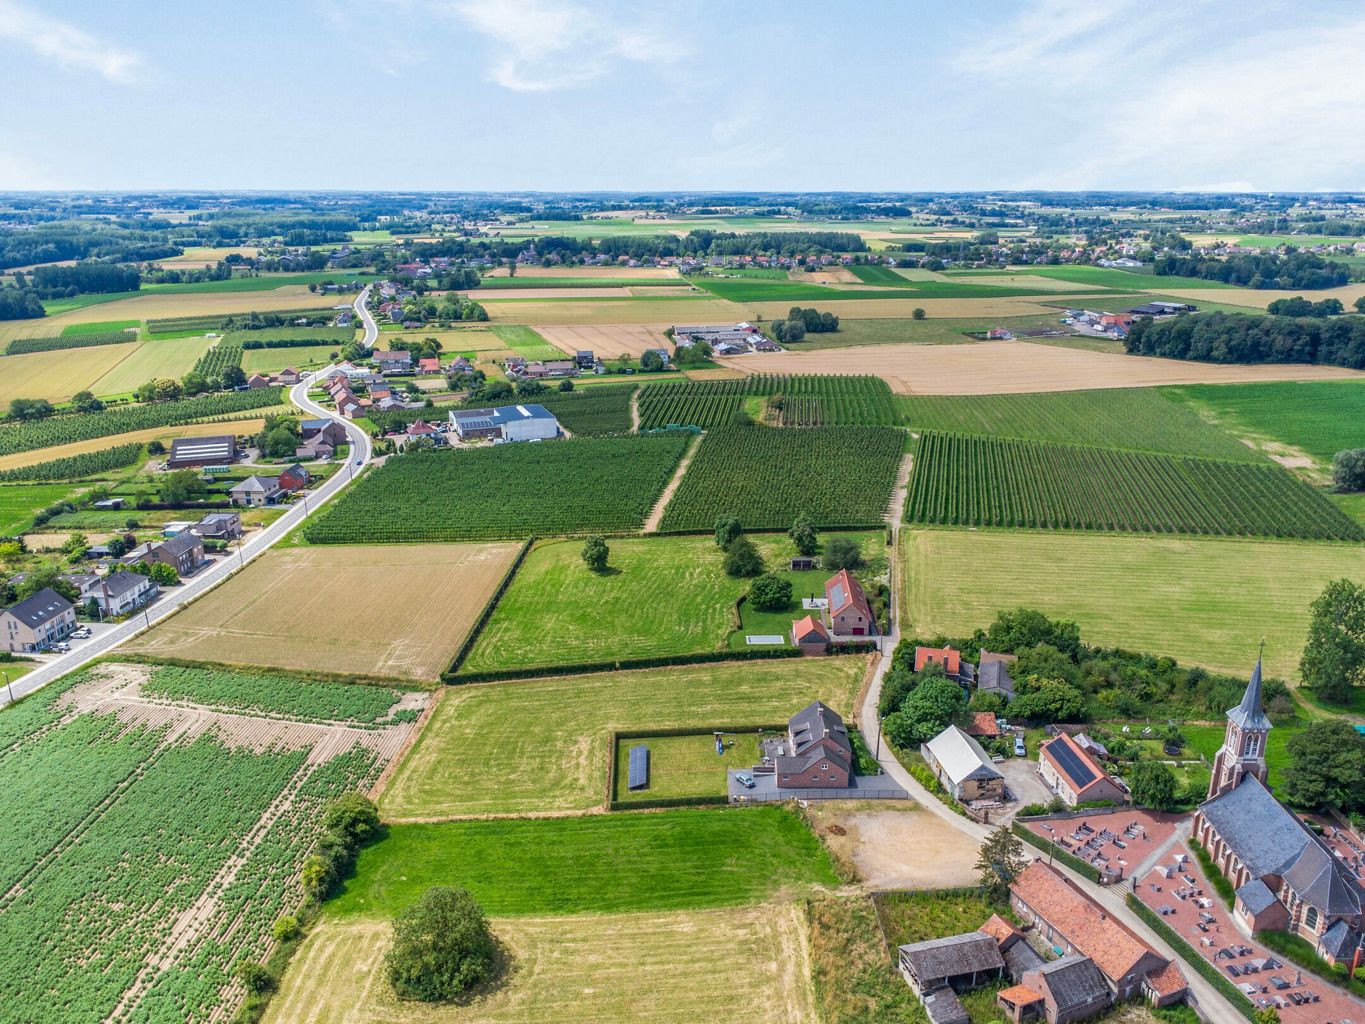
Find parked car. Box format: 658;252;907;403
1014;736;1026;757
735;772;755;789
72;627;92;639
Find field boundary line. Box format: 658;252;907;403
441;536;536;679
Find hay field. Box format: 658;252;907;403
481;297;747;326
535;323;670;358
152;245;260;268
0;342;143;404
470;286;636;300
241;344;338;374
265;904;814;1024
0;418;268;472
1155;282;1365;310
126;542;520;682
35;287;344;331
903;529;1365;681
719;341;1365;395
380;658;866;818
91;336;214;395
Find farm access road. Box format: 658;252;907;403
0;304;375;709
858;453;1245;1024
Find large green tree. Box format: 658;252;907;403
976;825;1027;901
1128;761;1179;811
885;675;963;745
1299;578;1365;704
385;886;497;1002
1280;720;1365;812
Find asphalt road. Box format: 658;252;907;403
0;288;376;708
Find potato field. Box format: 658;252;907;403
904;431;1364;540
0;664;424;1024
303;433;690;542
0;388;283;457
659;425;903;530
637;374;898;429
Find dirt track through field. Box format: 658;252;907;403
718;340;1365;395
643;433;701;532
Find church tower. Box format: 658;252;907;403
1207;657;1272;799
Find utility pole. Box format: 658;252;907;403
2;669;12;706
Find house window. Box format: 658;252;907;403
821;764;830;771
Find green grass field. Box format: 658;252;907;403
61;320;139;337
952;264;1235;291
791;313;1064;351
848;265;917;287
1164;380;1365;466
903;528;1365;681
381;657;866;818
329;807;839;918
240;344;337;374
140;271;381;294
899;388;1256;461
489;324;576;359
461;533;853;674
0;481;86;533
613;732;761;803
692;277;1063;303
90;336;214;396
1184;724;1295;788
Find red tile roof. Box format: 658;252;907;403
1040;734;1118;799
824;569;872;620
997;984;1043;1006
915;645;961;675
978;913;1022;947
1010;861;1165;985
791;615;829;643
1146;960;1188;998
965;711;1002;738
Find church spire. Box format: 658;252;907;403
1207;649;1273;800
1227;650;1271;732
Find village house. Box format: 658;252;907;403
245;373;271;389
274;367;301;386
296;434;335;460
229;475;284;507
76;570;158;618
1193;660;1364;965
963;711;1004;740
300;418;347;446
448;404;561;443
418;356;441;374
790;614;830;655
898;932;1004;1021
758;701;853;789
921;724;1005;803
373;350;414;374
915;645;976;686
1038;734;1129;808
1000;954;1112;1024
277;464;311;493
824;569;876;637
194;512;242;541
1008;861;1186;1008
166;434;237;470
124;531;206;576
978;650;1017;701
1;588;76;652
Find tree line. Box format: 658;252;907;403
1124;312;1365;368
1153;251;1351;289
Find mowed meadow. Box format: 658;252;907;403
902;529;1365;680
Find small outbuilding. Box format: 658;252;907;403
921;725;1005;803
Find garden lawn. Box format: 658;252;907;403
329;807;839;918
1163;380;1365;467
380;657;866;818
902;529;1365;681
489;324;565;359
1182;723;1298;789
613;732;763;803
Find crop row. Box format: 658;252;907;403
142;664;414;725
0;442;143;482
659;424;904;530
191;338;244;378
904;432;1365;541
637;374;898;429
0;388;284;457
4;329;137;355
533;384;635;436
304;433;690;543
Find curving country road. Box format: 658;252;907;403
0;287;376;708
860;451;1245;1024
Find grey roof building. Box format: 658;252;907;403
759;701;854;789
898;932;1004;995
4;588;73;629
977;660;1016;701
1023;954;1111;1020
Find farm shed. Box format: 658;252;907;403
167;434;237;469
921;725;1004;803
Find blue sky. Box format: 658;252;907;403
2;0;1363;192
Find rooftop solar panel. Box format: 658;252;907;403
627;745;650;791
1049;739;1096;789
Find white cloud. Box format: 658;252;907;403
0;0;142;83
433;0;680;91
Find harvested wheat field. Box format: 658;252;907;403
536;323;672;359
805;267;859;284
1157;282;1365;310
0;342;143;405
265;903;816;1024
719;341;1365;395
0;418;269;472
127;542;520;681
683;367;747;380
47;287;339;329
469;286;636;300
482;297;748;326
